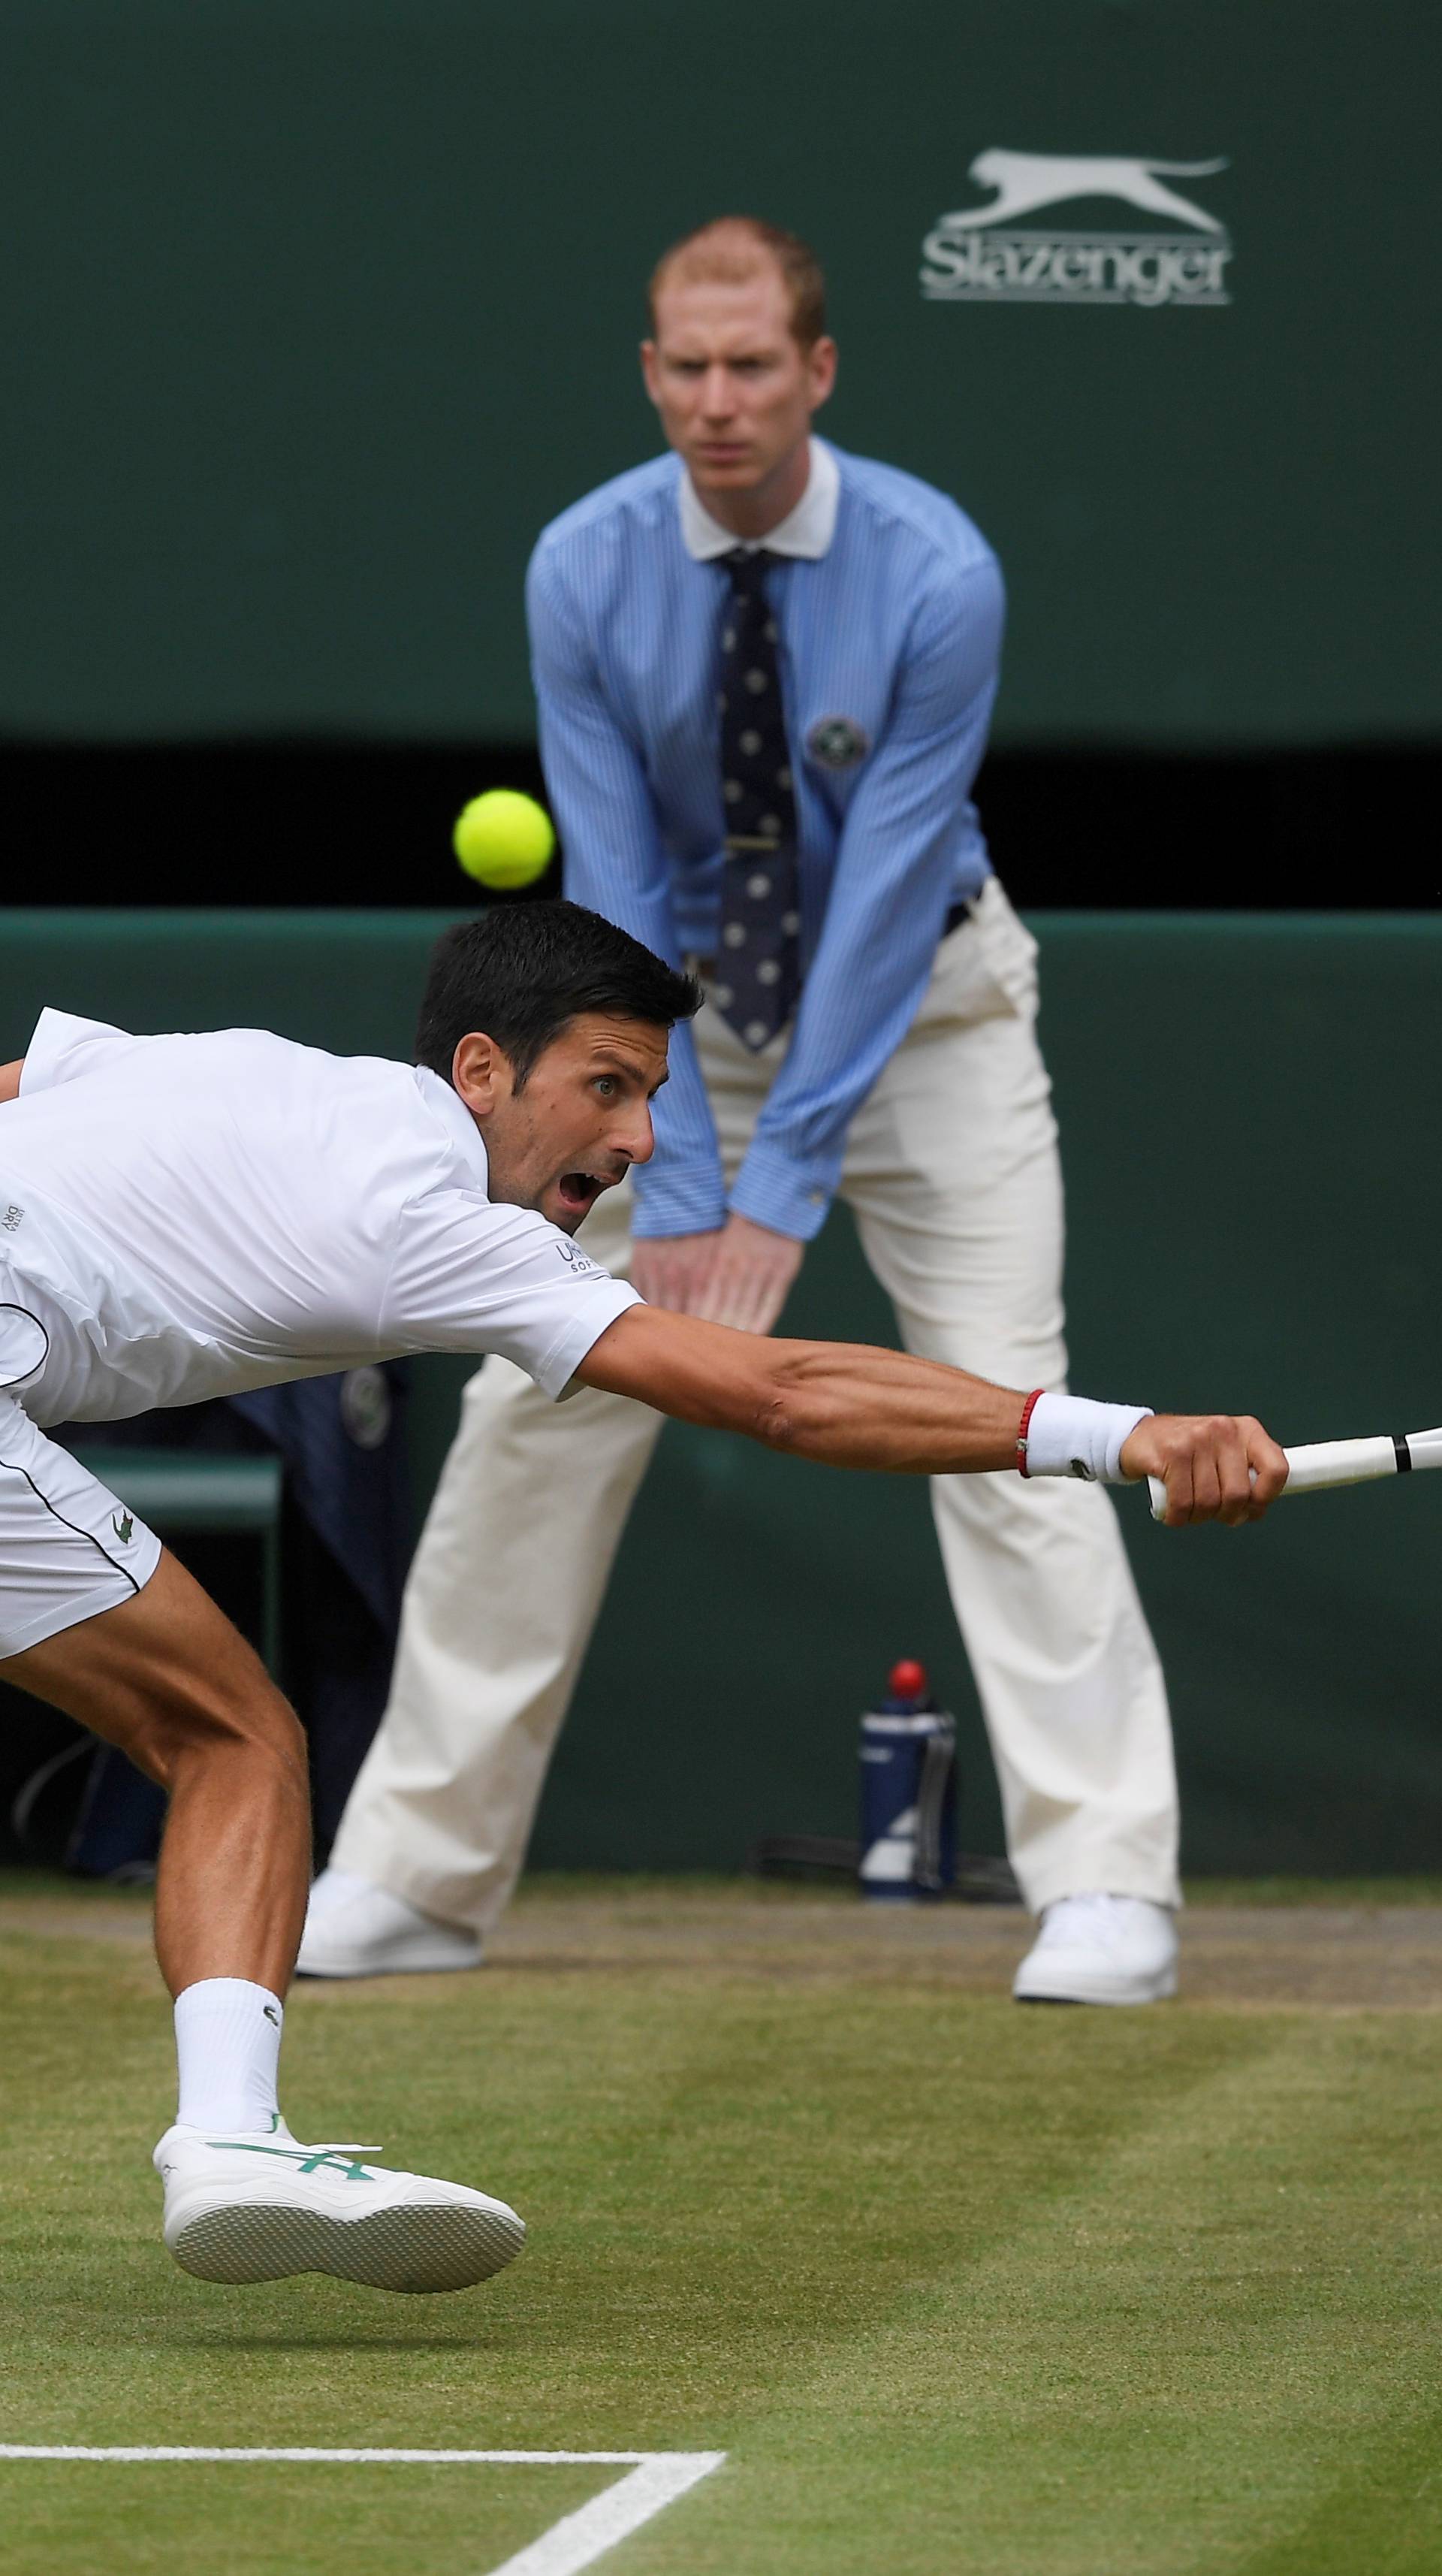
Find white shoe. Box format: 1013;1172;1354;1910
154;2119;524;2293
296;1871;481;1978
1012;1893;1178;2006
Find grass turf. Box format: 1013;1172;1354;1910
1;1874;1439;2574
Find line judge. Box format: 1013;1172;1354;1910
304;217;1185;2005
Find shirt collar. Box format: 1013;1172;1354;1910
413;1063;491;1192
679;436;840;563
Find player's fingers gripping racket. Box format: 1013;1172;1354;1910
1148;1426;1442;1521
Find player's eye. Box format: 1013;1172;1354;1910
593;1075;618;1098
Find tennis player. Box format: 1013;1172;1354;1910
0;901;1284;2294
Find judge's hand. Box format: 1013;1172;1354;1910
1120;1413;1289;1526
688;1213;804;1336
629;1231;723;1318
631;1214;804;1334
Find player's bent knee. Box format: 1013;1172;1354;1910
187;1681;305;1774
125;1671;306;1791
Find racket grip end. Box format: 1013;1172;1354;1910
1148;1475;1168;1521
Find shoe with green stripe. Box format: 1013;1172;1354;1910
153;2118;525;2294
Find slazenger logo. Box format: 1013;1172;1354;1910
922;149;1232;310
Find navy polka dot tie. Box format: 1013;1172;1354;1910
713;549;801;1051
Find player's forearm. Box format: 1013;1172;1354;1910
753;1337;1022;1472
579;1307;1024;1473
0;1058;24;1104
578;1311;1288;1522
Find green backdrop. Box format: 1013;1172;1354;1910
2;0;1437;747
2;910;1438;1876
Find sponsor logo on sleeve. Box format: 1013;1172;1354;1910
2;1205;23;1232
922;149;1232;309
555;1239;602;1277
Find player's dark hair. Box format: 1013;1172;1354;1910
649;216;827;349
415;901;701;1092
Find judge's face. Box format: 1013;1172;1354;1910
641;264;835;504
452;1013;669;1234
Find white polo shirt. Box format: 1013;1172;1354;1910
0;1010;641;1429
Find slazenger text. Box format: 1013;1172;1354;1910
920;228;1232;309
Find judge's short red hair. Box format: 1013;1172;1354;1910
647;217;828;352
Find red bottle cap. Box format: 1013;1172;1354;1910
888;1658;928;1702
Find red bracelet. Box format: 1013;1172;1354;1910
1015;1388;1045;1477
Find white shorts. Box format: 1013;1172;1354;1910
0;1394;162;1661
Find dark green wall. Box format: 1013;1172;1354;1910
2;2;1437;747
2;911;1439;1874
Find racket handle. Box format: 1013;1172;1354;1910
1148;1428;1442;1521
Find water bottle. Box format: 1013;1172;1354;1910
858;1658;958;1902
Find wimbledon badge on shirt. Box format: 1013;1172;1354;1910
806;717;870;770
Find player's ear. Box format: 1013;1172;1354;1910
640;340;662;407
451;1031;510;1115
807;336;838;409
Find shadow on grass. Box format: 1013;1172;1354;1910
170;2329;496;2351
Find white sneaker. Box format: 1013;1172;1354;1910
296;1871;481;1978
1012;1893;1178;2006
154;2118;524;2293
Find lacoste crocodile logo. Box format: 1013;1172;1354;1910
112;1511;134;1545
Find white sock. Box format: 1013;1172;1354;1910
173;1977;284;2134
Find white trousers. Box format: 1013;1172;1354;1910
334;883;1180;1925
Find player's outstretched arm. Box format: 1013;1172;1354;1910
574;1306;1288;1522
578;1303;1023;1469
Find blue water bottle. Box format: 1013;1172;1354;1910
858;1659;958;1902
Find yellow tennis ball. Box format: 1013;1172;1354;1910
453;790;556;889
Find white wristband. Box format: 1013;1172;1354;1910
1022;1393;1153;1485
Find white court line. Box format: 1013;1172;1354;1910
0;2447;728;2576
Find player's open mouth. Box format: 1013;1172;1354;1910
557;1170;606;1213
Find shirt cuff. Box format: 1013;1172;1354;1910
630;1160;729;1240
728;1142;837;1243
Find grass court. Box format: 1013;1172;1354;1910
2;1871;1439;2574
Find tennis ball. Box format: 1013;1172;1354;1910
453;790;556;889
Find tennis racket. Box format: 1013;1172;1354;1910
1148;1425;1442;1521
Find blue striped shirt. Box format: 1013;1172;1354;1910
526;440;1004;1241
